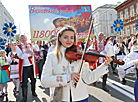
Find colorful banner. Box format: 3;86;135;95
29;5;92;41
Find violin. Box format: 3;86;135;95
65;45;125;65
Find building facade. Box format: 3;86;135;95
0;1;14;40
115;0;138;37
93;4;118;37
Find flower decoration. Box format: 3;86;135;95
136;21;138;31
2;22;17;37
54;92;57;96
0;38;6;50
113;19;124;32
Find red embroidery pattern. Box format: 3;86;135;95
97;41;105;52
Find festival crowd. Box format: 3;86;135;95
0;25;138;102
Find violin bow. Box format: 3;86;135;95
74;15;94;88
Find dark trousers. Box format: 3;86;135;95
102;74;108;88
39;59;44;79
21;65;36;88
99;63;107;88
110;56;115;71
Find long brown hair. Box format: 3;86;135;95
56;26;77;64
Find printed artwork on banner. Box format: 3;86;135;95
29;5;93;41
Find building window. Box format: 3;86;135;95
132;25;136;35
102;14;105;20
121;29;124;37
137;3;138;15
115;14;117;19
103;26;106;34
96;15;98;23
110;14;112;20
120;11;123;20
125;9;128;19
111;26;114;33
127;27;130;36
130;5;134;17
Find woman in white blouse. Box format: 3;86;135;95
41;26;112;102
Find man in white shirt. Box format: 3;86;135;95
90;32;109;92
16;35;38;102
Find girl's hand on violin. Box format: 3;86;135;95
104;56;113;66
71;73;80;84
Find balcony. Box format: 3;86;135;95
124;14;138;25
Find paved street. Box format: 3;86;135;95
0;66;136;102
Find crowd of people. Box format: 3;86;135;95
0;25;138;102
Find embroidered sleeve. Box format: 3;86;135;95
81;62;109;84
41;53;68;88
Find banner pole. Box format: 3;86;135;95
31;39;36;78
10;34;13;54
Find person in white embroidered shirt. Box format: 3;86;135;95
41;26;112;102
16;35;38;102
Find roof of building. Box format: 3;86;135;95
98;4;117;9
93;4;117;12
115;0;128;10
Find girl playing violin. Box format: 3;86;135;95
41;26;112;102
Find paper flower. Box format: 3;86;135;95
113;19;124;32
136;21;138;31
2;22;17;37
0;38;6;50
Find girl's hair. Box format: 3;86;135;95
1;50;7;62
56;26;76;64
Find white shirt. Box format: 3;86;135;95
106;41;115;56
130;45;138;53
33;43;40;51
114;43;127;55
48;45;56;53
16;43;33;66
114;43;127;61
97;40;105;52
